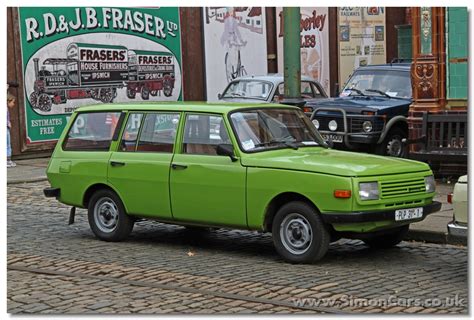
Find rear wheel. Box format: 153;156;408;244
363;225;409;249
272;201;330;263
141;86;150;100
88;189;134;242
37;93;52;112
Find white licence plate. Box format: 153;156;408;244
322;134;343;143
395;207;423;221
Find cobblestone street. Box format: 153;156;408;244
7;181;468;314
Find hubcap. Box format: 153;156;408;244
280;213;313;255
386;137;403;157
94;197;119;233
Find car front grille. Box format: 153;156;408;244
315;115;384;133
318;117;345;132
380;178;426;199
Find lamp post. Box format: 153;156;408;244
282;7;304;107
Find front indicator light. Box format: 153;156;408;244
359;182;379;200
334;190;352;198
425;175;436;193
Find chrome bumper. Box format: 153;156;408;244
447;220;468;238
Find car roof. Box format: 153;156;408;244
354;63;411;71
234;73;316;83
76;101;299;114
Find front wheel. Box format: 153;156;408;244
363;225;409;249
272;201;330;264
88;189;134;241
163;79;173;97
375;127;407;158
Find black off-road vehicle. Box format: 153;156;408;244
306;63;412;157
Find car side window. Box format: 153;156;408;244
63;112;121;151
183;114;231;155
276;82;320;99
136;113;180;153
120;113;144;152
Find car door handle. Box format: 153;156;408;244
110;161;126;167
171;163;188;170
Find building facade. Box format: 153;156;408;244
7;7;406;157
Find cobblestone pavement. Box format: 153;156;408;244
7;182;468;314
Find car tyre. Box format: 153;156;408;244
376;127;407;158
363;225;409;249
272;201;330;264
88;189;134;242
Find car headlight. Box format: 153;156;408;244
359;182;379;200
328;120;338;131
312;119;319;129
425;175;436;193
362;121;373;132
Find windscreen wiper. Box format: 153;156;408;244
254;139;299;150
346;88;366;96
365;88;392;98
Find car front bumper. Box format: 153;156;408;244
447;220;468;238
320;201;442;224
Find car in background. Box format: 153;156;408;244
447;175;468;238
218;74;327;113
307;63;412;157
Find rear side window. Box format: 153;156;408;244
63;112;121;151
136;113;180;153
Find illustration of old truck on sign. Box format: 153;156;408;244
29;43;176;112
126;50;175;100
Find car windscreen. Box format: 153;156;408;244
222;80;273;100
230;108;327;152
341;69;412;99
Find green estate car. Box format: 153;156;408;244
44;102;441;263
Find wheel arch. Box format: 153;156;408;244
377;116;408;144
263;192;321;232
83;183;128;212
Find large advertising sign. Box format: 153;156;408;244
19;7;182;143
203;7;268;102
338;7;386;86
276;7;330;95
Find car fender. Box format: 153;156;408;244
377;116;407;144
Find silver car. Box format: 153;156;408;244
218;74;327;113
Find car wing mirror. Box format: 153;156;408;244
216;144;238;162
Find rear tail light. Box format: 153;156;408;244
447;193;453;204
